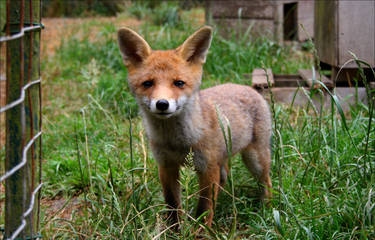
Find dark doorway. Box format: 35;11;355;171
284;2;298;41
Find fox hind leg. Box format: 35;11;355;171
241;144;272;201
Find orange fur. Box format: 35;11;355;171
118;26;272;229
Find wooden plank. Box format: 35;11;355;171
274;3;283;44
251;68;274;88
274;74;306;87
314;0;338;66
263;87;368;111
298;69;333;89
338;1;375;67
213;18;275;39
297;0;314;41
209;0;275;19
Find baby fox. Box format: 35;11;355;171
117;26;272;227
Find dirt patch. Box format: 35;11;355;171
41;17;142;57
42;196;86;220
41;195;92;238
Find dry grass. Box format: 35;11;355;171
41;17;142;58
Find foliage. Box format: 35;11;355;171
150;2;181;27
40;7;375;240
127;1;151;20
129;1;183;28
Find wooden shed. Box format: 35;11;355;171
314;0;375;82
205;0;315;42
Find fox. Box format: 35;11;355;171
117;26;272;227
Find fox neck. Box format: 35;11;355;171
141;93;203;148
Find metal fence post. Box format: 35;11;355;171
24;0;41;237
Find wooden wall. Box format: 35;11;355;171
206;0;277;39
315;0;375;68
206;0;315;42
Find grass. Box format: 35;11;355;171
39;6;374;240
0;1;5;37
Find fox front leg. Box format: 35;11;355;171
158;165;181;228
196;164;221;227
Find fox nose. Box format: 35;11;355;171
156;99;169;111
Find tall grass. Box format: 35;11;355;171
40;10;374;239
128;1;185;29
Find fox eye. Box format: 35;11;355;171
174;80;185;88
142;80;153;88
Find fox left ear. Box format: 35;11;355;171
118;27;152;67
178;26;213;64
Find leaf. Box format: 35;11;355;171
273;209;284;236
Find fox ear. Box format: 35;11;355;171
118;27;152;67
178;26;213;64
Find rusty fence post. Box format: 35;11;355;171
1;0;42;239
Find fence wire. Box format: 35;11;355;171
0;0;43;239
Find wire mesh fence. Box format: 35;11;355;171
0;0;43;239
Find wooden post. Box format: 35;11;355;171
205;0;212;25
5;0;26;238
5;0;41;238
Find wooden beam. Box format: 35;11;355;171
298;69;333;89
251;68;274;89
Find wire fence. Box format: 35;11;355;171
0;0;43;239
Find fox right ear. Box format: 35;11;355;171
118;27;151;67
178;26;213;64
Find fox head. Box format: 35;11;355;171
118;26;212;119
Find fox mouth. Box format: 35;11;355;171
154;105;183;118
156;112;173;117
153;111;176;119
